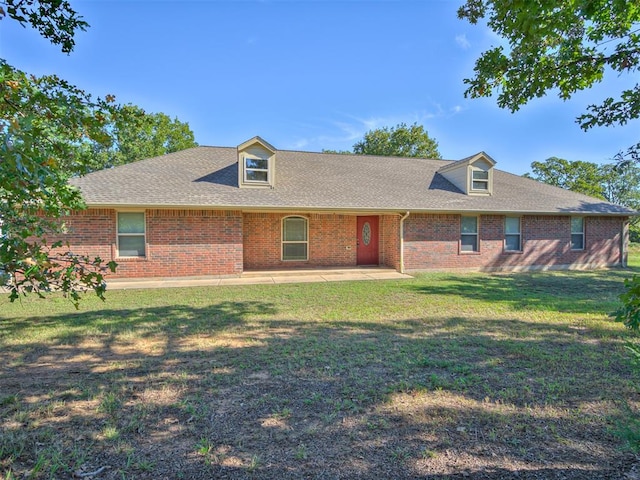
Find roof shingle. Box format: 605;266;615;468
70;146;636;215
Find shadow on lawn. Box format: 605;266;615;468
0;299;277;345
1;302;638;479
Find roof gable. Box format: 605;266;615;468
436;152;496;196
437;152;496;174
237;136;276;154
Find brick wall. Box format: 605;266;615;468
380;214;401;270
55;209;243;278
243;213;358;270
404;214;626;271
54;210;626;277
49;208;115;262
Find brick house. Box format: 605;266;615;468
65;136;634;279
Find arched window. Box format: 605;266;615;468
282;216;308;261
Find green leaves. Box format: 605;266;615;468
615;275;640;330
526;156;640;206
1;0;89;54
1;61;119;307
352;122;441;159
0;0;197;306
578;85;640;130
526;157;608;199
459;0;640;132
526;156;640;240
80;104;198;171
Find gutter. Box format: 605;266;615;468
399;211;410;273
81;203;637;217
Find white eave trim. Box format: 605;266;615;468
81;203;636;217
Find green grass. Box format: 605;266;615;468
629;242;640;268
1;254;640;478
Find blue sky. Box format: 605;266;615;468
1;0;638;175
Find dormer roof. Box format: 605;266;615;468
437;151;496;196
437;152;496;174
237;136;276;154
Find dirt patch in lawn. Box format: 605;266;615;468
2;274;640;479
1;321;639;480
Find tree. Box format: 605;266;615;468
526;156;640;240
601;163;640;211
352;123;441;159
1;0;88;53
1;1;118;305
601;162;640;242
1;61;117;304
525;157;607;199
81;104;198;171
458;0;640;160
525;156;640;207
321;149;352;155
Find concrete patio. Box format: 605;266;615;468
106;267;413;290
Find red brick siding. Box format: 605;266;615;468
310;214;358;266
404;214;626;271
243;213;358;270
47;209;115;262
404;214;460;270
380;215;401;270
55;209;243;278
54;209;625;277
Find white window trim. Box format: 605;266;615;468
243;154;270;184
504;216;522;252
571;216;585;251
117;211;146;258
460;216;479;253
281;216;309;261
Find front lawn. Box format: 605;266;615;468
1;265;639;479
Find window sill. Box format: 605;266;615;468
503;250;523;255
116;256;147;261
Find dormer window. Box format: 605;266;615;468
244;155;269;183
237;136;277;188
471;169;489;191
437;152;496;196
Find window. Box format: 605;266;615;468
471;169;489;191
282;216;308;261
117;212;145;257
571;217;585;250
460;216;478;252
505;217;522;251
244;156;269;183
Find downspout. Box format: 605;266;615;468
399;211;410;274
622;218;629;267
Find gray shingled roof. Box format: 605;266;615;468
70;146;636;215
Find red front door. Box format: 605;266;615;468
357;216;379;265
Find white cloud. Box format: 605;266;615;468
284;107;465;153
288;139;309;150
455;34;471;50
